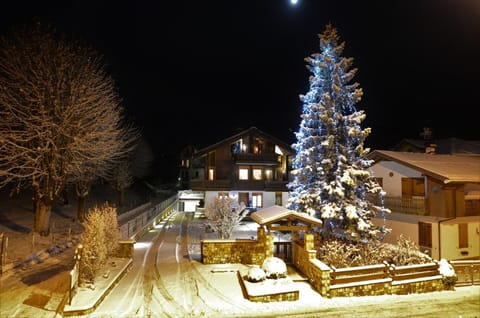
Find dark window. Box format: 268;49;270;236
402;178;425;198
459;223;468;248
418;222;432;248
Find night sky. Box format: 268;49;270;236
1;1;479;182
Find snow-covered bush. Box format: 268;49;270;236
262;257;287;279
318;235;432;268
204;196;249;239
79;203;119;284
387;234;432;265
246;266;266;283
439;258;457;289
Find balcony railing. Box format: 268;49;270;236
234;153;280;164
190;179;288;191
368;195;426;215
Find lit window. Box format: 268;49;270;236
253;168;262;180
239;168;249;180
265;169;272;180
252;193;263;208
275;145;284;155
208;168;215;180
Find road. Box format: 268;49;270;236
90;211;252;317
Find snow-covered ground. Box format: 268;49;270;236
1;190;479;317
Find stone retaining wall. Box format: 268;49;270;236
201;227;274;265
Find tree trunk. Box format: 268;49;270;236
62;187;69;205
34;198;52;236
77;195;86;222
118;189;125;207
76;182;91;223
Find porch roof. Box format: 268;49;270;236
250;205;322;231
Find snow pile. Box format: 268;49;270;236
246;265;267;282
262;257;287;279
439;258;457;288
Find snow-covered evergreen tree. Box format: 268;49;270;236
287;24;389;241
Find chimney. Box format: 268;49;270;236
420;127;436;154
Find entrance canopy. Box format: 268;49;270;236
250;205;322;232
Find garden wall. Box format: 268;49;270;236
292;234;444;297
201;227;274;265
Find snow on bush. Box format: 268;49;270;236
79;203;119;284
204;196;249;239
246;266;267;283
262;257;287;279
318;234;432;268
439;258;457;288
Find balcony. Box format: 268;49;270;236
190;179;231;191
234;153;280;165
190;179;288;192
369;195;426;215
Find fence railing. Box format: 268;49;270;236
450;260;480;286
118;194;178;240
368;195;426;215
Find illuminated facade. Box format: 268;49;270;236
368;150;480;260
180;127;293;211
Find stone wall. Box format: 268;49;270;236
291;234;330;297
201;227;274;265
391;277;444;295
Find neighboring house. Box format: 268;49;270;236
179;127;293;212
392;137;480;154
367;150;480;260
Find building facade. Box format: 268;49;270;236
368;150;480;260
179;127;293;212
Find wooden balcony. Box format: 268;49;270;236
190;179;288;192
234;153;280;165
369;195;426;215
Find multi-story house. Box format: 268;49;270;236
367;150;480;260
179;127;293;212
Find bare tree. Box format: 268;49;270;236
109;160;134;207
204;196;249;239
0;24;138;233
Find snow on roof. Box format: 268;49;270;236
369;150;480;184
250;205;322;226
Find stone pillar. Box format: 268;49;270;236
304;233;314;251
265;233;274;258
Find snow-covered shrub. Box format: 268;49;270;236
439;258;457;289
317;235;432;268
387;234;432;265
101;204;120;256
262;257;287;279
204;196;249;239
79;203;119;284
246;266;266;283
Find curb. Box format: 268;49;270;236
62;258;133;316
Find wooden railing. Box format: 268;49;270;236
234;153;280;164
368;195;426;215
450;260;480;286
190;179;288;191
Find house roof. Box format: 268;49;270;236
192;126;293;158
250;205;323;227
392;138;480;154
368;150;480;184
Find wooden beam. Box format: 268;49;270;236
267;225;310;231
